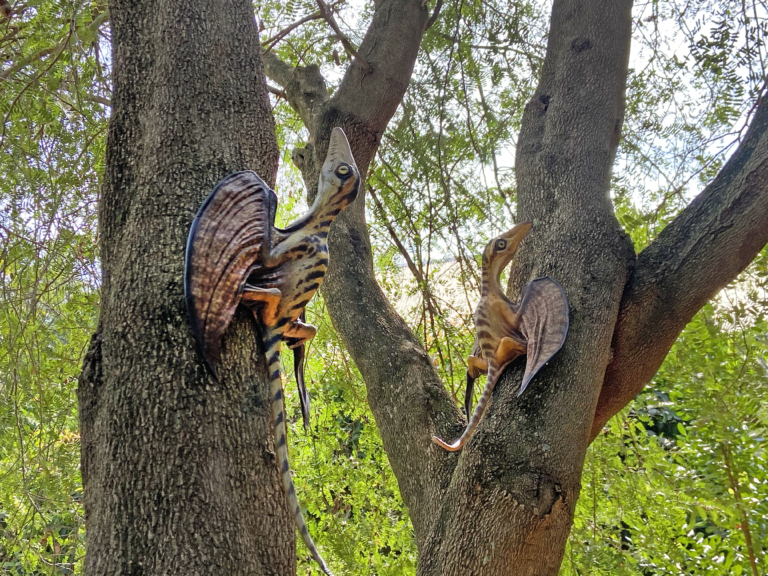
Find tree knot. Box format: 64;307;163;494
570;37;592;53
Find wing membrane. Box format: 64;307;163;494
517;277;570;395
185;171;277;373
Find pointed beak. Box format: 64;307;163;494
491;222;532;278
499;221;532;253
322;127;355;171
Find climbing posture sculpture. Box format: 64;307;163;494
184;128;360;576
433;222;570;452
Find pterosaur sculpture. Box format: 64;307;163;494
184;128;360;576
433;223;570;452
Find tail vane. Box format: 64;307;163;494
264;334;334;576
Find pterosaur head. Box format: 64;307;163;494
483;222;532;286
316;128;360;211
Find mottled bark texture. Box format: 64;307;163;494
76;0;295;574
417;1;636;572
267;0;768;574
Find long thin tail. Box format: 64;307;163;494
264;331;334;576
433;363;499;452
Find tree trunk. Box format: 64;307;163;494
281;0;461;552
76;0;292;573
416;1;635;573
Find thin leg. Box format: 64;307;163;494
285;314;316;430
283;320;317;348
464;372;476;419
496;336;526;366
293;344;310;430
241;285;281;325
467;354;488;379
464;354;487;418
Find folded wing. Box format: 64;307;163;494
517;277;570;395
184;171;277;374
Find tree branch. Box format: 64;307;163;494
81;92;111;107
425;0;443;31
260;49;329;131
293;0;463;546
592;95;768;441
265;83;285;98
315;0;372;72
261;10;324;50
369;186;445;323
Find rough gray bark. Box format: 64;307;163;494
77;0;295;574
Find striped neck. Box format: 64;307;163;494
279;195;343;235
480;256;507;300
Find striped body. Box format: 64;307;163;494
433;253;526;451
433;223;569;452
255;230;331;571
185;128;360;576
245;129;359;576
474;276;521;385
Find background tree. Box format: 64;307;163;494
0;0;766;574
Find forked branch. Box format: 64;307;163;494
260;50;329;131
315;0;372;72
592;95;768;441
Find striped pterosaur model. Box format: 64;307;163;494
184;128;360;576
433;222;570;452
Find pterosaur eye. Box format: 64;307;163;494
335;164;351;177
495;239;507;251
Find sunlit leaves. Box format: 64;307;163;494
282;298;418;575
1;0;105;571
617;0;768;250
566;252;768;575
